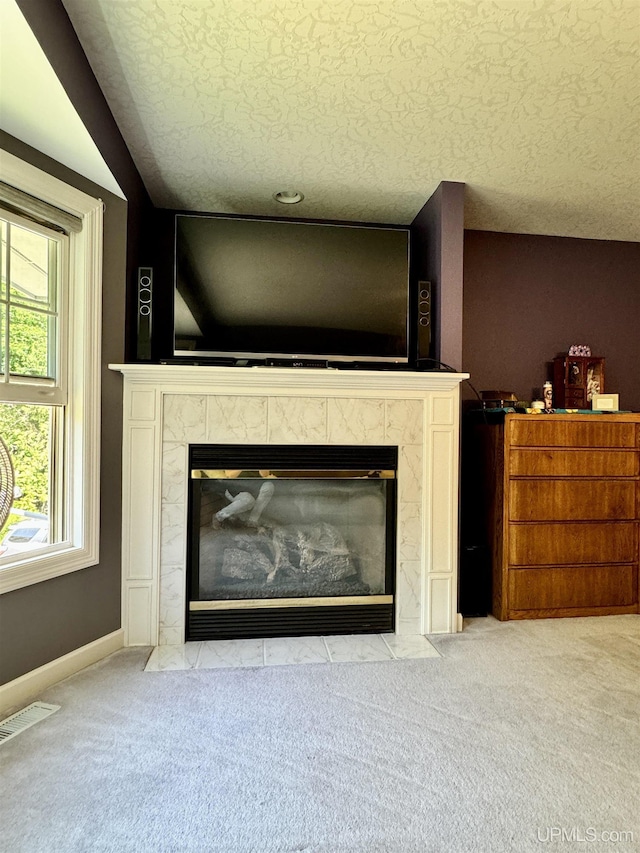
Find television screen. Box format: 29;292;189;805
174;215;410;363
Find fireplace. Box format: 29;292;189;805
111;363;468;645
187;445;397;639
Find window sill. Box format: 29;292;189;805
0;541;100;594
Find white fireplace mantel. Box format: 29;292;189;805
111;364;469;645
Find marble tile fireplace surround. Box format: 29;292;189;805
111;365;468;646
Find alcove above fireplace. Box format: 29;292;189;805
111;364;468;645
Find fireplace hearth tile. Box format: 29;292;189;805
197;638;265;669
145;642;202;671
144;634;443;672
323;633;394;663
381;633;441;659
264;636;330;667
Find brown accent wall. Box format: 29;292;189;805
462;231;640;412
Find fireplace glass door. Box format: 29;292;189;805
187;445;397;639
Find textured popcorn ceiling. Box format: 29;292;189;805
61;0;639;240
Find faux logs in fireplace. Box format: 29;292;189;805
187;445;397;640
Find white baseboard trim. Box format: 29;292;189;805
0;628;124;717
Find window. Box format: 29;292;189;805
0;212;65;556
0;152;102;594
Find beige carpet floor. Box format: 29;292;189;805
1;615;639;853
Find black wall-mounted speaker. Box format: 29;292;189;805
137;266;153;360
415;279;432;365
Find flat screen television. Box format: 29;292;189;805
174;214;411;364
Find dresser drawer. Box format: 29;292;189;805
509;565;638;611
509;449;639;478
509;521;638;566
509;480;637;521
509;420;637;449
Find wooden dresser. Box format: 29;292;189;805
472;413;640;620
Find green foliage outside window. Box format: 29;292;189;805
0;213;58;545
0;403;50;539
8;308;50;378
0;307;52;539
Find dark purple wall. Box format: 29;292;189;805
1;0;153;686
0;133;127;685
411;182;465;370
462;230;640;411
15;0;155;361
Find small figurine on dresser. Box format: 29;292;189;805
586;366;601;402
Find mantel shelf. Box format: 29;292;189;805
109;363;469;393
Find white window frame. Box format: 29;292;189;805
0;151;102;594
0;209;67;403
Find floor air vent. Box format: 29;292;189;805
0;702;60;744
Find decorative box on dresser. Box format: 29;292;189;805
552;355;605;409
473;413;640;620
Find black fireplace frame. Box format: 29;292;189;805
186;445;397;640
